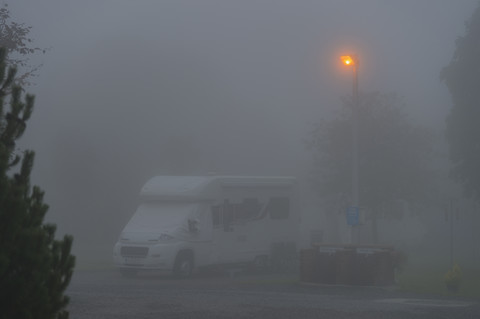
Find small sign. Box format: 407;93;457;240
346;206;359;225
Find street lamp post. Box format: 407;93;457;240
341;55;359;244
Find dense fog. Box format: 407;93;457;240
7;0;480;267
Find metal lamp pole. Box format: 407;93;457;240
352;55;359;222
352;55;359;214
341;55;359;244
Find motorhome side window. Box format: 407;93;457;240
211;198;262;228
267;196;290;220
211;201;234;231
235;198;261;220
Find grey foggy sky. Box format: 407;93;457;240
10;0;477;118
4;0;478;243
10;1;478;167
9;1;475;119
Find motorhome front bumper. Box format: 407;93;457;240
113;242;179;270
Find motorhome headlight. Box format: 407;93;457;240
158;233;174;241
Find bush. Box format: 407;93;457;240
444;263;462;293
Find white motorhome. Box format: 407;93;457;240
113;175;299;277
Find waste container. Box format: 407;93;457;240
334;249;355;285
299;249;318;283
317;251;337;284
373;251;394;286
353;252;376;285
306;244;396;286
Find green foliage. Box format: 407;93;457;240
307;91;434;212
441;4;480;201
0;47;75;319
0;4;46;87
444;263;462;293
397;265;480;297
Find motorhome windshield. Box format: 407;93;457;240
124;202;197;233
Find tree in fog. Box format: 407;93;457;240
0;4;45;86
441;3;480;201
307;92;433;242
0;48;75;319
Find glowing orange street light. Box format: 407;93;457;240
340;55;354;66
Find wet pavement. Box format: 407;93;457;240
67;269;480;318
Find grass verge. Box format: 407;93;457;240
396;266;480;298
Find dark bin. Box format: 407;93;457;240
373;252;394;286
353;253;376;286
334;249;355;285
317;252;337;284
300;249;318;283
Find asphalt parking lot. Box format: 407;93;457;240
66;269;480;318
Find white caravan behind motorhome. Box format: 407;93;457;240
113;175;299;277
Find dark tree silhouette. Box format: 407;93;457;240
307;91;433;242
441;3;480;201
0;48;75;319
0;4;46;87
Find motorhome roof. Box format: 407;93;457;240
140;175;295;200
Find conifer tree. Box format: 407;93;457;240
0;47;75;319
441;3;480;200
